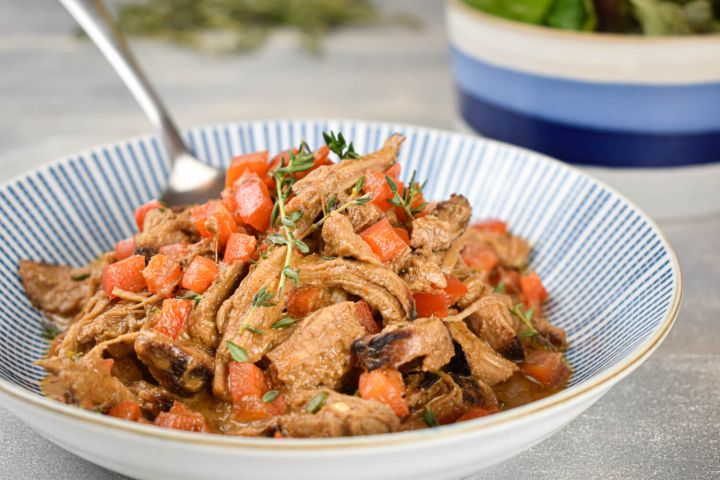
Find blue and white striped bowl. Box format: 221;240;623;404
0;119;681;480
447;0;720;218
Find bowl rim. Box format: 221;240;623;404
448;0;720;46
0;118;682;451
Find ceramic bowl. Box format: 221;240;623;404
446;0;720;218
0;119;680;480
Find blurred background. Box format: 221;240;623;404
0;1;718;479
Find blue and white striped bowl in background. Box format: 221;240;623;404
446;0;720;218
0;120;681;480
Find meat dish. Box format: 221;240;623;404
20;132;570;437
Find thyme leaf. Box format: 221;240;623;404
262;390;280;403
423;405;438;427
323;131;360;160
305;391;329;414
226;340;249;363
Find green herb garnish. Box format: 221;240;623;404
305;391;329;414
252;287;276;308
262;390;280;403
323;131;360;159
71;273;90;281
226;340;249;362
510;304;556;351
41;322;61;341
271;317;296;329
177;292;203;307
494;282;506;294
244;325;263;335
423;405;438;427
386;169;428;219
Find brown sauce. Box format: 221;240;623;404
493;372;568;410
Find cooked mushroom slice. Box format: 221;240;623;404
134;330;215;396
352;317;454;372
446;320;517;386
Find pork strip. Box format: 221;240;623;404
321;213;381;265
186;261;245;350
296;255;415;324
278;390;400;437
446;320;516;386
266;302;367;390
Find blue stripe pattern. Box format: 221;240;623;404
457;89;720;168
450;47;720;135
0;120;678;397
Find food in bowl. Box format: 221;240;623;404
19;132;570;437
463;0;720;35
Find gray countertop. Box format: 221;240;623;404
1;1;718;478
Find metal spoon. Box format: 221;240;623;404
60;0;225;206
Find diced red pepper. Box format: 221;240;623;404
142;254;182;297
115;237;135;261
181;256;218;293
359;218;409;263
358;368;409;417
472;219;508;235
457;404;500;422
224;233;257;263
155;298;193;340
225;151;269;188
362;167;404;212
158;242;188;259
393;227;410;245
102;255;147;298
108;400;142;421
154;402;210;432
286;286;323;318
228;362;285;422
521;272;548;309
519;349;570;389
191;200;238;248
227;171;273;232
413;292;448;318
355;300;380;334
443;275;468;305
228;362;268;403
461;243;499;273
134;200;163;232
496;268;521;294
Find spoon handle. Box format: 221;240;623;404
59;0;189;160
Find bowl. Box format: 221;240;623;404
0;119;680;480
446;0;720;218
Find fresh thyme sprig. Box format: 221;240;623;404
510;304;556;351
385;170;428;219
311;176;371;232
271;146;315;298
323;131;360;160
